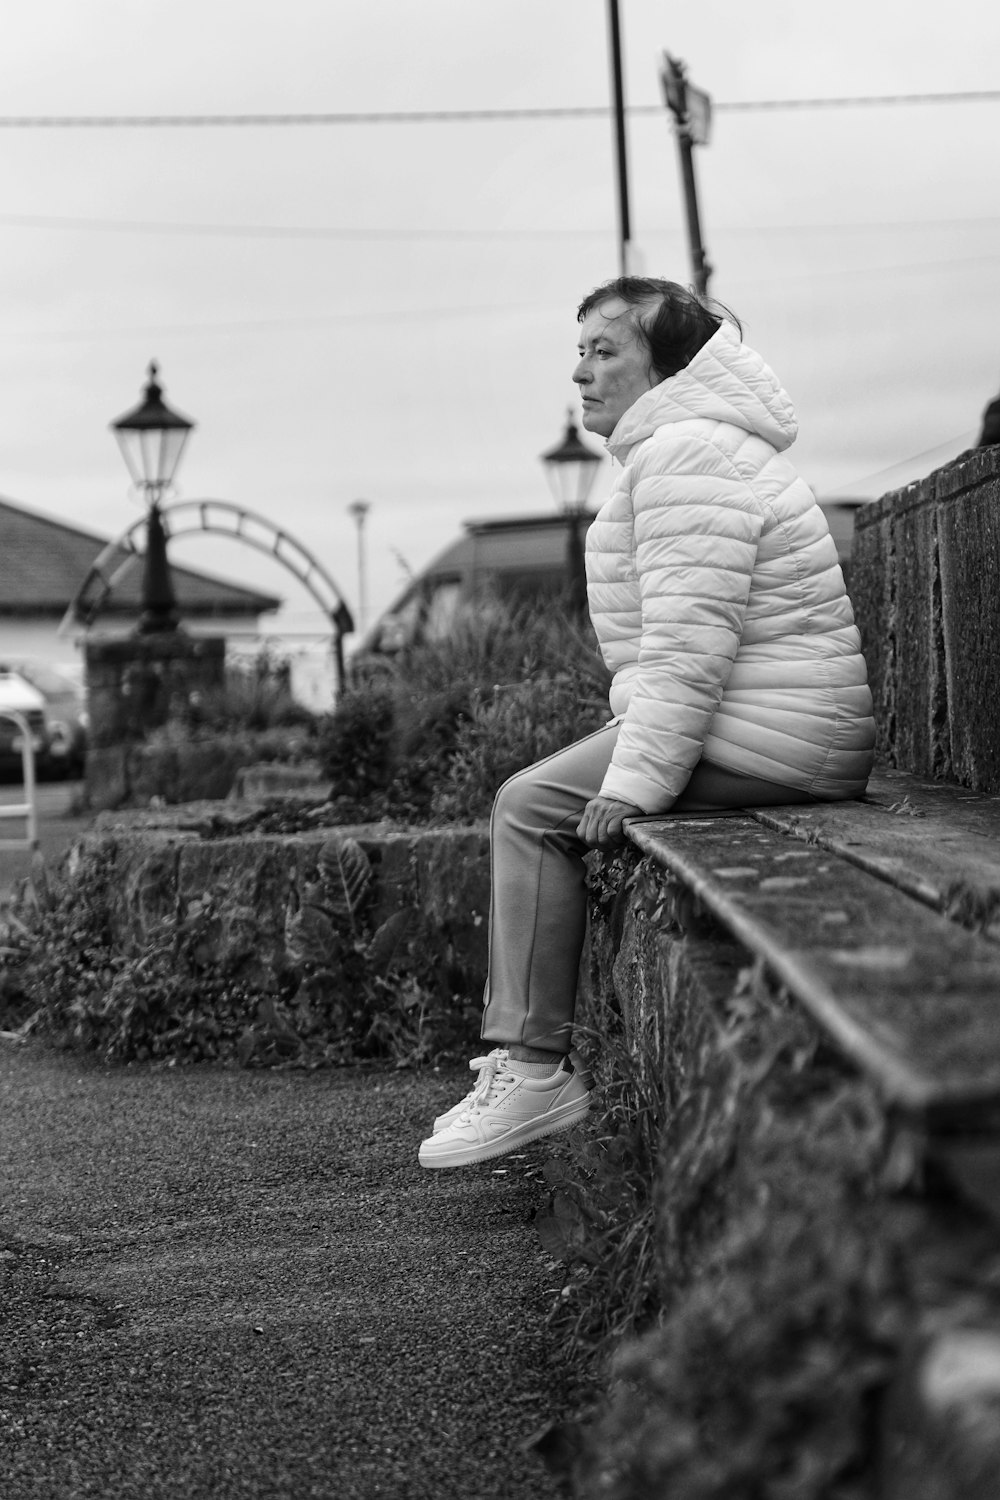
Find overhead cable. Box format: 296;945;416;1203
1;209;998;245
0;91;997;128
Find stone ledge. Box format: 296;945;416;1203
622;766;1000;1128
753;767;1000;940
585;820;1000;1498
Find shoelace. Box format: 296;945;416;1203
451;1047;588;1125
463;1051;515;1116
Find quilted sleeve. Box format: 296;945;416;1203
600;434;763;811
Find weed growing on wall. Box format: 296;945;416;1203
0;848;281;1064
535;1009;664;1362
547;957;923;1500
265;831;480;1069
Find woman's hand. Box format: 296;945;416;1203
577;796;645;851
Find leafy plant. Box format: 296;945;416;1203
431;674;610;823
0;855;269;1064
0;832;480;1072
172;648;317;735
315;685;395;807
258;831;475;1069
318;595;613;825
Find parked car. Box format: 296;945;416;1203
0;661;88;778
0;669;51;776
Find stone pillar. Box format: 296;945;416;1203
84;633;225;810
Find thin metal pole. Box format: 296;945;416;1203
347;499;370;635
565;512;587;617
138;497;180;634
606;0;631;275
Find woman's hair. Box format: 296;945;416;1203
576;277;741;381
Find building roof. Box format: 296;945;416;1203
0;494;281;618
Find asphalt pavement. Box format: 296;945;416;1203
0;780;590;1496
0;1044;581;1499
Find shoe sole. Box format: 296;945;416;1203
418;1094;591;1169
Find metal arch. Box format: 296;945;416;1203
61;498;355;635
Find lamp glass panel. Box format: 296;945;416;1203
114;425;190;491
546;457;599;514
155;426;190;487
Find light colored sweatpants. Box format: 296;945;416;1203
480;721;815;1053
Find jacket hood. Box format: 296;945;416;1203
605;320;799;461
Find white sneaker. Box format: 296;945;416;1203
418;1052;592;1170
431;1047;595;1135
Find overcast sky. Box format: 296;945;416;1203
1;0;998;657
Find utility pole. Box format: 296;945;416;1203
660;53;713;297
606;0;633;275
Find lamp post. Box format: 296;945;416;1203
110;362;195;634
347;499;371;637
540;412;603;614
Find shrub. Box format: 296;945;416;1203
316;685;395;806
319;596;612;824
432;674;610;823
170;651;318;736
0;834;480;1070
0;849;276;1064
381;681;477;817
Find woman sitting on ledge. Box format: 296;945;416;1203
418;275;875;1170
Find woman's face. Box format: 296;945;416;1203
573;298;659;437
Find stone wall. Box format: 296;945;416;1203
579;843;1000;1498
75;807;491;1005
851;446;1000;791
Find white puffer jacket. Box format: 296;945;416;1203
585;320;875;812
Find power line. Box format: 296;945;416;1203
19;301;559;343
0;211;581;240
15;241;998;345
0;91;997;128
0;211;605;241
712;89;1000;113
2;209;998;245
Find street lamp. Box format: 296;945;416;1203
540;412;603;613
347;499;371;636
110;362;195;634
